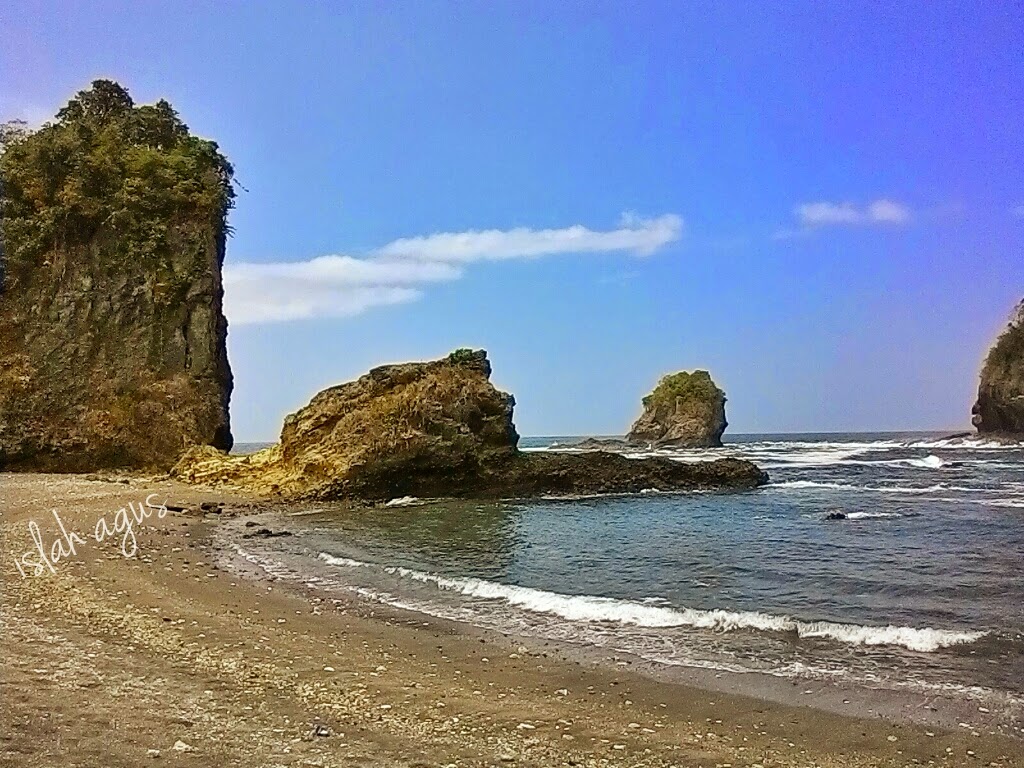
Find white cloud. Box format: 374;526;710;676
795;199;911;227
1013;204;1024;219
373;213;682;262
866;199;911;223
225;214;682;325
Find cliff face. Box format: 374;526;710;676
627;370;727;448
174;350;766;500
0;81;234;471
973;300;1024;437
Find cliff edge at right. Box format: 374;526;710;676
973;298;1024;439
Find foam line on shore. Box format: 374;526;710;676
317;553;986;652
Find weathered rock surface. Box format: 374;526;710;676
626;370;727;448
0;81;234;471
174;350;767;500
573;437;630;450
973;299;1024;437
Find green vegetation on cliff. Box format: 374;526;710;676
0;79;234;272
973;298;1024;435
985;300;1024;369
0;80;235;471
642;370;724;409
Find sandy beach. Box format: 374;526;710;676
1;473;1020;768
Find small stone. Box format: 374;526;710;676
172;741;194;753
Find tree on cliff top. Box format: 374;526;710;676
0;79;235;270
642;370;725;409
985;298;1024;370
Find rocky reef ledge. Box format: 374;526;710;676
173;350;767;501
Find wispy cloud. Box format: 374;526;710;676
225;214;683;325
373;213;682;262
1013;204;1024;219
795;199;912;228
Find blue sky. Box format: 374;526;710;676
3;1;1023;439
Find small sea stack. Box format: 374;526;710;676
627;370;728;448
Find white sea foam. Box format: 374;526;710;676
975;498;1024;509
316;554;986;652
907;437;1023;450
907;454;947;469
844;511;905;520
772;480;1010;495
319;553;372;568
773;480;858;491
384;496;420;507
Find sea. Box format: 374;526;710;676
224;433;1024;730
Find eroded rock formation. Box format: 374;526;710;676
174;350;766;500
627;370;727;448
973;299;1024;437
0;81;234;471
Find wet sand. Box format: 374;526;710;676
2;473;1021;767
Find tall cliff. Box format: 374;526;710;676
0;81;234;471
627;370;727;448
973;299;1024;437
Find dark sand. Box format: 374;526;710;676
2;474;1021;767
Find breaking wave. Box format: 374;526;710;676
317;554;986;653
772;480;1009;494
844;511;907;520
384;496;420;507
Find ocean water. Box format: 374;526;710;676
222;432;1024;725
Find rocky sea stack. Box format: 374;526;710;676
174;350;766;500
627;370;727;448
973;299;1024;438
0;81;234;471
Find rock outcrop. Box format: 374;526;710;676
0;81;234;471
174;350;767;500
626;370;727;448
973;299;1024;437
